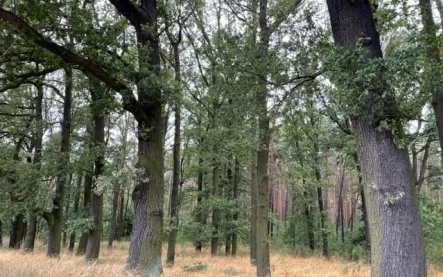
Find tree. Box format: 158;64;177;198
325;1;426;276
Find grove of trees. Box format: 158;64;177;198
1;0;443;277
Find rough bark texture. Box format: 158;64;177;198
45;67;72;258
85;80;106;261
326;1;426;276
166;39;181;265
125;0;164;273
256;0;271;274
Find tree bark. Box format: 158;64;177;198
85;79;106;261
125;0;164;272
256;0;271;274
24;80;44;252
231;158;239;256
210;162;220;256
250;131;258;264
326;1;426;276
195;156;204;252
69;173;83;252
45;66;72;258
166;37;182;266
77;157;93;255
9;214;26;249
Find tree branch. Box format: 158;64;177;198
0;8;147;123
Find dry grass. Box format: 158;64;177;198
0;241;442;277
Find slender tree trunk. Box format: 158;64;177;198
166;38;182;266
211;163;220;256
313;142;328;257
24;80;44;252
85;80;106;261
0;221;2;247
231;158;239;256
250;135;258;264
108;183;120;248
77;162;93;255
303;187;315;251
196;156;204;252
69;173;83;252
45;67;72;258
326;1;426;276
117;192;125;240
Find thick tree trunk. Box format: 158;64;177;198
45;67;72;258
303;188;315;251
85;81;106;261
326;1;426;276
166;39;182;266
124;0;164;273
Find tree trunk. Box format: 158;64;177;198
24;80;44;252
326;1;426;276
210;163;220;256
250;136;258;264
313;140;328;257
303;188;315;251
69;173;83;252
231;158;239;257
77;161;93;255
117;192;125;240
108;181;121;248
9;214;26;249
45;66;72;258
195;156;204;252
126;2;164;271
85;80;106;261
166;38;182;266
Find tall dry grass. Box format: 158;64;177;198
0;241;441;277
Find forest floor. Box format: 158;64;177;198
0;241;442;277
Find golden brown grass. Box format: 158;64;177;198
0;241;442;277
